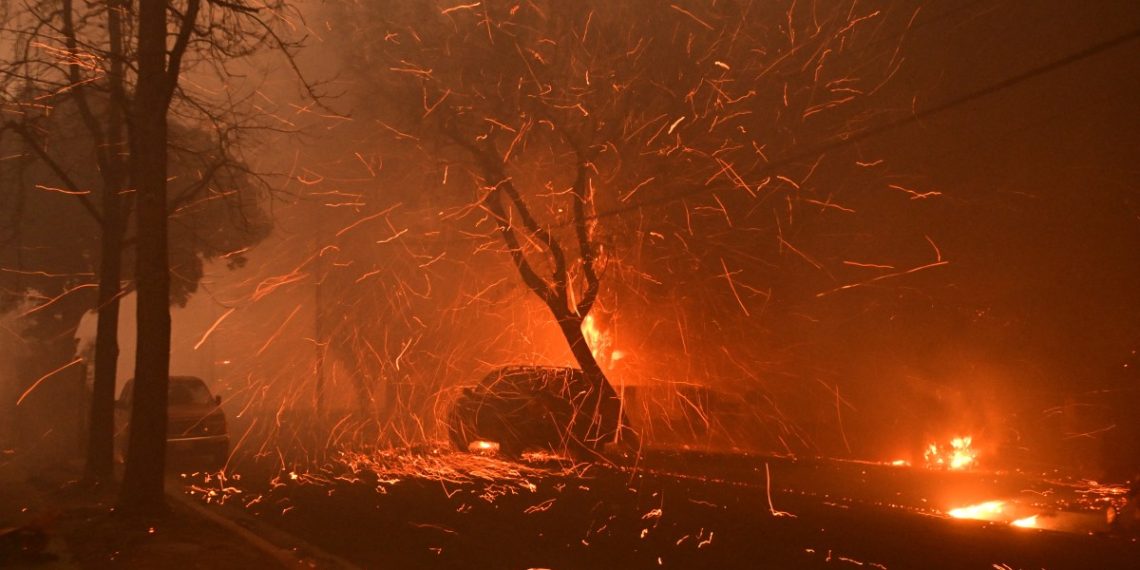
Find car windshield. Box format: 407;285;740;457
169;379;214;406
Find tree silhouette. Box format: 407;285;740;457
322;0;916;451
2;0;310;508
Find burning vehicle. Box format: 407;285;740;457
446;366;629;461
115;376;229;467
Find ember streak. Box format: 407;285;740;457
1;0;1139;567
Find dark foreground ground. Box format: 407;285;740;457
4;444;1136;569
0;451;283;569
182;448;1139;570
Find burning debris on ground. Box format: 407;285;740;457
1;0;1139;568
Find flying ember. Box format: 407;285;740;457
0;0;1137;568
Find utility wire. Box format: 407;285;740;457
317;23;1140;252
596;25;1140;223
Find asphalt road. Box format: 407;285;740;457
181;449;1139;569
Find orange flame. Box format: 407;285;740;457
948;500;1004;520
582;314;619;369
924;436;977;470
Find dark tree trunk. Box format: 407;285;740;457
83;0;128;485
556;314;625;447
84;212;124;482
469;149;637;451
118;0;173;514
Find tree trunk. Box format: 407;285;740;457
475;157;636;451
83;0;128;485
84;214;123;482
118;0;172;514
556;313;629;448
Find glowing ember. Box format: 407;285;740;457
468;440;501;455
1010;515;1039;528
889;459;910;467
924;436;977;470
947;500;1005;521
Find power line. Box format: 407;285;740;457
593;25;1140;223
317;23;1140;253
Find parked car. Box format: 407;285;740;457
447;366;627;461
115;375;229;468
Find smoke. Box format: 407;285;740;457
0;305;32;447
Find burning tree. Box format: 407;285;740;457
318;0;927;452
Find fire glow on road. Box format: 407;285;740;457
947;500;1042;530
947;500;1005;521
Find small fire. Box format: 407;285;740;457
582;314;619;368
948;501;1042;529
948;500;1005;521
468;440;500;455
924;436;977;470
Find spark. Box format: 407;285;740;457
524;498;556;514
354;268;383;284
441;2;480;16
817;260;949;297
619;177;655;202
18;283;98;317
697;530;714;548
353;152;377;176
777;237;824;270
803;198;855;213
334;203;402;238
888;184;942;200
35;184;90;195
16;358;84;406
708;158;754;197
0;267;94;278
843;260;894;269
194;307;236;350
376;227;409;244
255;305;302;356
718;258;750;317
765;463;795;518
669;4;714;30
251;269;309;302
925;235;943;262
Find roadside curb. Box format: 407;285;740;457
165;480;360;569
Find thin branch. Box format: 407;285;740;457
163;0;201;106
4;120;103;225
